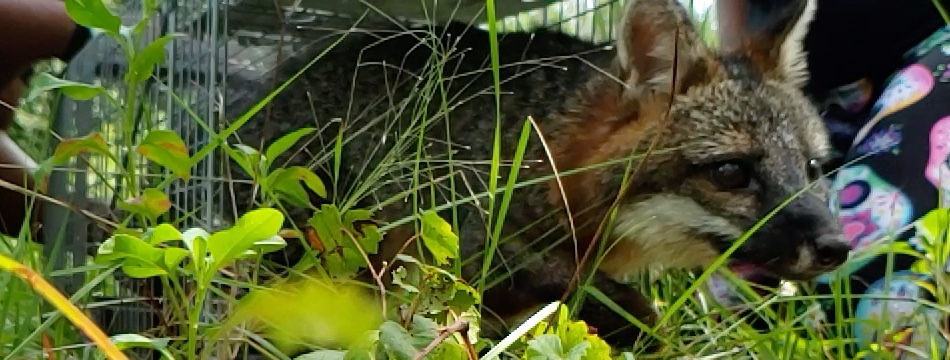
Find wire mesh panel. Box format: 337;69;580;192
495;0;625;43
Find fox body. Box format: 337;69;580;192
225;0;849;348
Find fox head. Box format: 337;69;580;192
549;0;850;282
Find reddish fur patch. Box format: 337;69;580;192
735;40;785;81
544;57;723;256
546;82;673;254
377;223;417;260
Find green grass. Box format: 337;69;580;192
2;0;950;359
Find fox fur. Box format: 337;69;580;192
224;0;849;349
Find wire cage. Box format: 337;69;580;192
40;0;715;349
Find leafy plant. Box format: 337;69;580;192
226;126;328;210
520;304;612;360
305;204;382;278
93;208;288;358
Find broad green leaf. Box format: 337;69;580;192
419;211;459;265
137;130;191;180
95;234;161;264
64;0;121;35
237;234;287;258
48;132;116;166
560;336;592;360
126;34;184;84
265;166;328;208
235;278;382;354
120;263;168;278
265;127;317;169
326;248;364;277
343;210;381;255
405;315;440;349
309;205;363;277
148;223;183;245
25;73;105;103
310;205;343;249
306;205;384;277
207;208;284;267
119;188;172;221
163;248;189;271
378;321;419;360
233;208;285;241
94;234;167;278
524;334;566;360
521;304;611;360
181;227;211;272
228;143;264;178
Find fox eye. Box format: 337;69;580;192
806;158;824;181
709;161;752;190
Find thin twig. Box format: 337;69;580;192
379;233;422;276
341;227;388;318
413;318;471;360
450;309;479;360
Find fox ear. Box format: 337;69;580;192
614;0;717;99
734;0;817;88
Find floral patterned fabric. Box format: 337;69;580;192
703;24;950;358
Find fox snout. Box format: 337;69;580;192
812;233;851;269
743;193;851;280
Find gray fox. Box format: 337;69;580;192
224;0;849;349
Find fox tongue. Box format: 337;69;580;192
725;261;771;279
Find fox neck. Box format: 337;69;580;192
598;193;733;283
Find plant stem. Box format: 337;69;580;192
413;318;470;360
122;79;140;197
188;273;209;360
0;252;128;360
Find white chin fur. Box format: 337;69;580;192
599;194;744;283
790;243;817;275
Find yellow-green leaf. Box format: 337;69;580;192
119;188;172;221
264;127;317;169
265;166;328;208
126;34;184;84
207;208;285;268
419;211;459;265
137;130;191;180
94;234;167;279
26;73;105;103
148;223;183;245
64;0;121;35
48;132;115;166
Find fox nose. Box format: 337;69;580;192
815;234;851;267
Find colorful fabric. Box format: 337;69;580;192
704;24;950;358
